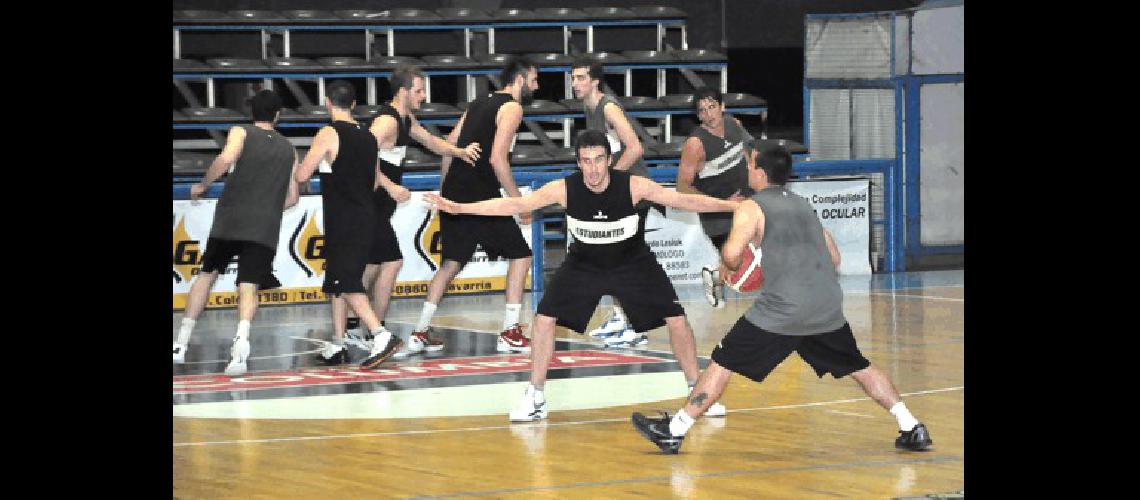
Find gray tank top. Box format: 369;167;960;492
583;94;648;178
692;115;753;236
209;125;296;248
743;186;846;335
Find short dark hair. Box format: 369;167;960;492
748;141;793;185
693;86;723;112
574;129;611;158
326;80;356;109
500;55;537;87
390;65;425;93
248;89;282;122
570;56;604;83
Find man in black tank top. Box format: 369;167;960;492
630;143;933;454
409;56;538;355
677;87;755;309
425;130;739;423
570;57;655;340
174;90;300;376
330;65;485;359
295;80;403;370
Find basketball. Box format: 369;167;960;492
725;243;764;292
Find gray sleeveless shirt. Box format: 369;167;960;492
583;94;648;178
743;185;846;335
691;115;753;236
209;125;296;248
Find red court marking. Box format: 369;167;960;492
173;350;669;394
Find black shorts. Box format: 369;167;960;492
708;233;728;251
439;212;532;267
369;208;403;264
537;252;685;333
711;319;870;383
199;237;281;290
322;230;372;296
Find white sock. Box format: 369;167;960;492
235;320;251;340
176;318;196;345
416;302;437;332
332;336;346;346
669;409;695;437
371;327;392;351
889;401;919;431
503;304;522;330
529;384;545;404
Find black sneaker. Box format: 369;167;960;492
895;423;932;451
360;334;403;370
631;411;684;454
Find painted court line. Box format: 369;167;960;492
402;454;963;499
865;292;964;302
172;386;962;447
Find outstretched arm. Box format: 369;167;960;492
409;118;481;165
631;176;738;213
425;179;566;217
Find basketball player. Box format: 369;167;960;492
424;130;734;422
173;90;299;375
570;57;652;346
294;80;403;369
631;144;933;454
408;56;537;354
324;65;483;361
676;87;754;308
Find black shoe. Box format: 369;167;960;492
631;411;684;454
895;423;932;451
360;335;403;370
318;343;349;365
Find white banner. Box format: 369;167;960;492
636;180;871;285
173;190;532;309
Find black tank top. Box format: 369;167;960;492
373;103;411;212
564;170;652;269
442;92;515;203
322;120;378;235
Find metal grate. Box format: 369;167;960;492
806;17;893;79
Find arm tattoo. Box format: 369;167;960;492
688;392;709;407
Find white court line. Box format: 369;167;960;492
177;337;327;365
825;409;876;419
865;292;964;302
172;385;962;447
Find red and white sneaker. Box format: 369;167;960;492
411;327;445;352
497;323;531;353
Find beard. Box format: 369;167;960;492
519;87;536;107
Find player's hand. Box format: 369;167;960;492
190;183;206;201
518;211;533;225
458;142;482;165
423;193;460;214
388;184;412;203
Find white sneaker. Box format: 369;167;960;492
344;330;374;352
173;343;187;364
701;267;726;308
603;328;648;348
224;337;250;377
393;332;425;359
706;401;727;417
589;310;629;338
319;342;347;363
508;385;548;422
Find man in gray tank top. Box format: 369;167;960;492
571;57;661;345
631;143;933;454
173;90;300;377
677;87;754;309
